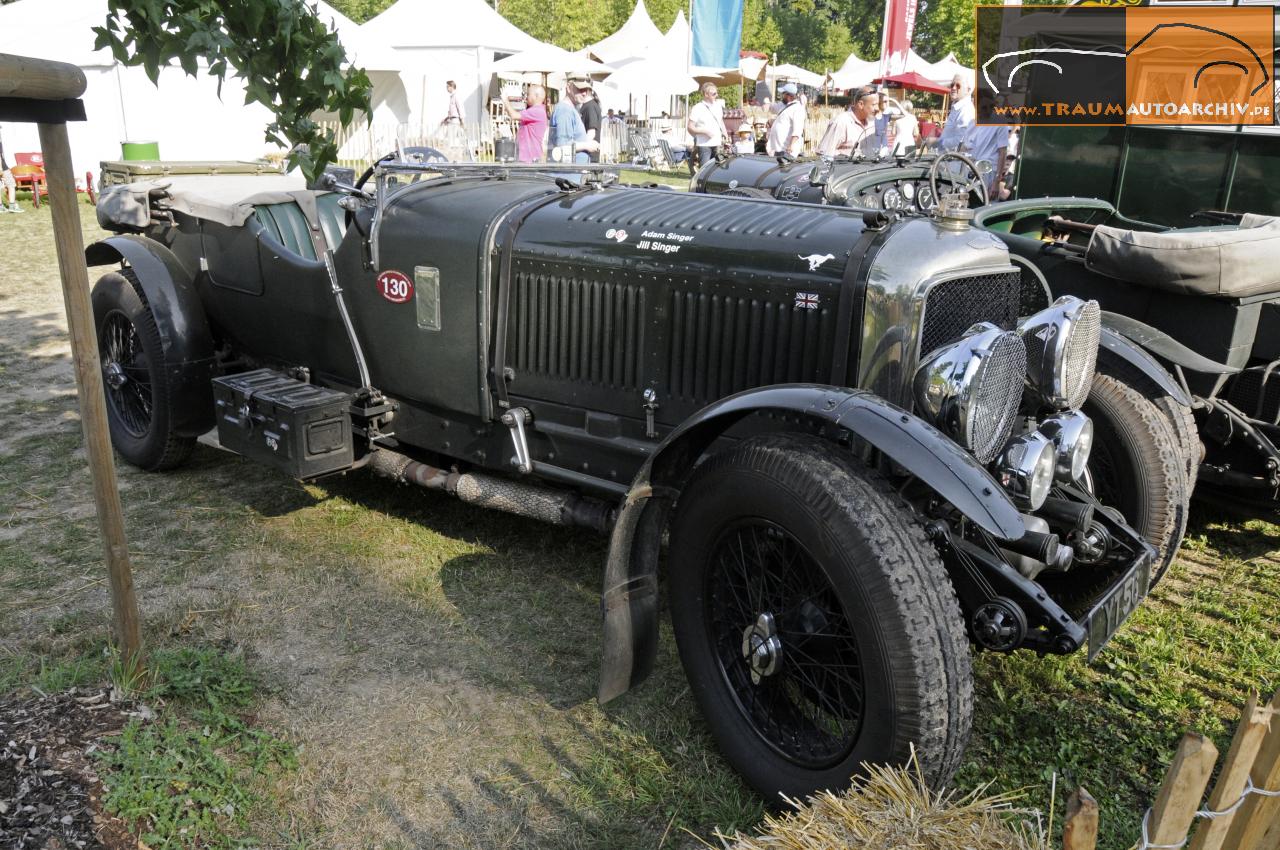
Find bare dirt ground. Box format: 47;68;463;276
1;202;1277;850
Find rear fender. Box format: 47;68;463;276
86;235;216;436
598;384;1022;703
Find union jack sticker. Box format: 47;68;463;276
795;292;820;309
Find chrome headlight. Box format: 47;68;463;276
914;323;1027;464
1018;296;1101;410
1038;411;1094;483
995;432;1056;510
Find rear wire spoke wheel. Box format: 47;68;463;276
668;433;972;801
92;269;196;470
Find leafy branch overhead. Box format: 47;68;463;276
92;0;372;182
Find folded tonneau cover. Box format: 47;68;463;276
96;160;313;231
1085;213;1280;299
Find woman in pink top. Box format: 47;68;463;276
504;85;548;163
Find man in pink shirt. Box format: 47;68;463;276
817;86;878;158
504;85;548;163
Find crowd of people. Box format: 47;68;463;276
421;73;1019;197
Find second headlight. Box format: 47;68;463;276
1038;411;1094;483
1018;296;1101;410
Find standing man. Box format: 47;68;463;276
504;85;548;163
440;80;465;128
576;81;603;163
939;74;976;154
686;82;728;172
0;129;20;214
766;83;805;157
967;123;1010;196
816;86;877;157
873;90;893;153
440;80;467;161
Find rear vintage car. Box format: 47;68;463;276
88;160;1154;801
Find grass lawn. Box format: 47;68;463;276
0;197;1276;849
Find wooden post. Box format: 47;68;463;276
0;52;142;665
1190;692;1273;850
1225;689;1280;850
1148;733;1220;848
1062;787;1099;850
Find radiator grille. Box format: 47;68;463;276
920;272;1022;357
509;271;646;389
667;290;835;402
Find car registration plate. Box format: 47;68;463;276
1085;555;1151;662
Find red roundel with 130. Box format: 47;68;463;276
376;270;414;303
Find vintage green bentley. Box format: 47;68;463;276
692;149;1194;581
89;157;1154;800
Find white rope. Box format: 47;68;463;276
1138;809;1190;850
1135;779;1280;849
1196;777;1280;820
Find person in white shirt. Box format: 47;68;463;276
686;82;729;171
938;74;976;154
817;86;877;157
892;100;921;156
733;127;755;155
766;83;805;157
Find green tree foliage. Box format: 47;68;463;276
93;0;372;182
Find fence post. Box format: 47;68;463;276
1063;787;1099;850
1148;733;1219;848
1224;689;1280;850
1189;692;1272;850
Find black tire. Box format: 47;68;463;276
92;269;196;471
1097;356;1201;495
667;433;972;800
721;186;775;200
1083;369;1189;585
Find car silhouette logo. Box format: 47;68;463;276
982;22;1270;97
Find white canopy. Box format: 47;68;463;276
489;45;614;78
586;0;664;65
827;52;880;89
0;0;296;181
768;63;825;89
360;0;544;52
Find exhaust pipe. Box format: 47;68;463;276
367;448;615;533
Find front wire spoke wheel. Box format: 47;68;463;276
707;519;864;769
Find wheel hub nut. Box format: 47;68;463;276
741;612;783;684
105;362;127;389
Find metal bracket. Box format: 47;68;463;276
642;388;659;439
501;407;533;474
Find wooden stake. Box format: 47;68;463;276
36;120;142;664
1148;733;1220;848
1190;692;1273;850
1225;690;1280;850
1062;787;1099;850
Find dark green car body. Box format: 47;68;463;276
1015;125;1280;228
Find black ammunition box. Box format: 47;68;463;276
212;369;352;479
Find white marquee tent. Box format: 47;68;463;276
586;0;664;66
0;0;409;183
358;0;545;130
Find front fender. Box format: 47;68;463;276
86;235;216;436
597;384;1022;703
